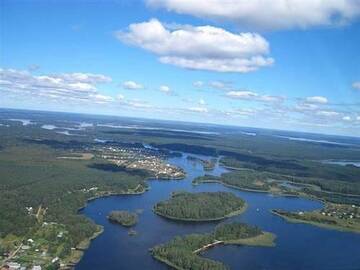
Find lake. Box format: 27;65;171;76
75;153;360;270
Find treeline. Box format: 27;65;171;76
194;170;360;205
198;162;360;197
154;191;245;221
194;172;271;192
151;143;218;156
88;163;151;178
151;223;264;270
220;156;360;184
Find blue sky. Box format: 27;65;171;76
1;0;360;136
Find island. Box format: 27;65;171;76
272;202;360;233
186;156;216;171
150;222;276;270
153;191;246;221
108;211;138;227
193;171;280;193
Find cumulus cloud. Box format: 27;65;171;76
147;0;360;30
226;90;284;103
342;116;351;121
199;98;206;105
122;80;144;90
116;19;273;73
305;96;328;104
0;68;113;103
353;81;360;90
159;85;171;93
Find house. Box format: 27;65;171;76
7;262;21;270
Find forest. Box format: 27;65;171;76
108;211;138;227
0;142;147;256
153;191;245;221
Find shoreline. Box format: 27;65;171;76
65;185;148;269
271;210;360;234
193;179;326;205
151;231;276;270
63;225;104;269
65;169;185;269
219;166;360;198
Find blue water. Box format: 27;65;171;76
76;154;360;270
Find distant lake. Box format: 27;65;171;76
8;119;34;126
322;160;360;168
275;135;353;146
76;153;360;270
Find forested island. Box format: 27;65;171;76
151;222;275;270
193;170;360;206
108;211;138;227
153;191;246;221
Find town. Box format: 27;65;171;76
94;145;186;180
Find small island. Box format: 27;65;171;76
151;222;276;270
153;191;246;221
187;156;217;171
108;210;138;227
272;203;360;233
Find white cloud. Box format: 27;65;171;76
199;98;206;105
188;107;208;113
295;103;319;112
357;116;360;121
305;96;328;104
147;0;360;30
209;81;233;91
117;94;125;100
122;80;144;90
124;100;153;108
91;94;114;104
116;19;273;73
226;90;284;103
0;68;113;103
352;81;360;90
316;110;339;117
193;81;204;88
231;108;257;116
159;85;171;92
342;116;351;121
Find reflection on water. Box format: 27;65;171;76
76;153;360;270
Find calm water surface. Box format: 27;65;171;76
76;153;360;270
